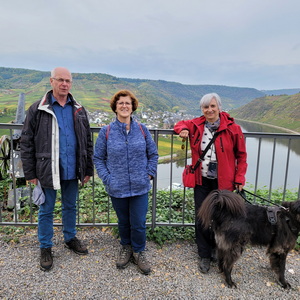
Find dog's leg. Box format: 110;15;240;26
223;262;237;288
222;253;237;288
223;245;244;288
217;249;224;273
269;252;291;289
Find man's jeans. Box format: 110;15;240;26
38;179;78;248
111;193;148;253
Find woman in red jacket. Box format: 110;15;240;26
174;93;247;274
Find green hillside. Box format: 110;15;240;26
0;67;265;115
230;93;300;133
120;78;265;111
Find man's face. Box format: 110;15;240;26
50;68;72;98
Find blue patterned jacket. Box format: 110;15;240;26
94;118;158;198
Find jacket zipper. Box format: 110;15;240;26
193;131;201;146
220;137;224;152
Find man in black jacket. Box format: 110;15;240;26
20;67;94;271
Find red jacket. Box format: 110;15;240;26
174;112;247;191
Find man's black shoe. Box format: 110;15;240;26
40;247;53;271
65;237;88;255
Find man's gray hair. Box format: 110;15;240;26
50;67;72;79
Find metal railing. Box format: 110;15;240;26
0;123;299;227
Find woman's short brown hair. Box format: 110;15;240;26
110;90;139;113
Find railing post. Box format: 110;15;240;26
151;129;159;231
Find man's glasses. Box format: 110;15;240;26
52;78;72;84
117;101;132;106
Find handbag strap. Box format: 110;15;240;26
193;131;220;171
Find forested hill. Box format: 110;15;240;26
0;67;265;114
119;78;265;111
230;93;300;132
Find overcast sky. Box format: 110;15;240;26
1;0;299;90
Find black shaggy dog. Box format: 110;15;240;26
198;189;300;289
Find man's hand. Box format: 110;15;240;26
82;176;91;186
28;178;38;185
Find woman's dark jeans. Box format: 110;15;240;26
111;193;148;253
194;177;218;258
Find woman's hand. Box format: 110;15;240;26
179;129;189;138
235;184;244;191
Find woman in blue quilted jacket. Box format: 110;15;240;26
94;90;158;275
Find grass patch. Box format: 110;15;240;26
158;136;186;156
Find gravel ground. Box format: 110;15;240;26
0;227;300;300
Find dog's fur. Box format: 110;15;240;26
198;189;300;289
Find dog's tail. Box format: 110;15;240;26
198;189;247;229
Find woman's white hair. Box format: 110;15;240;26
199;93;222;111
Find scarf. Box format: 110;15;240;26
205;118;220;132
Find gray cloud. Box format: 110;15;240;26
1;0;300;90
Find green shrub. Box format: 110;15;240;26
0;178;299;249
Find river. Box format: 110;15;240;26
157;121;300;191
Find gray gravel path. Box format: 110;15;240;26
0;228;300;299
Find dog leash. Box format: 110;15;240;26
235;189;253;205
236;189;288;226
236;188;287;210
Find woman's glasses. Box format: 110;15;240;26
117;101;132;106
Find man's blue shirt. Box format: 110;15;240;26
51;95;77;180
